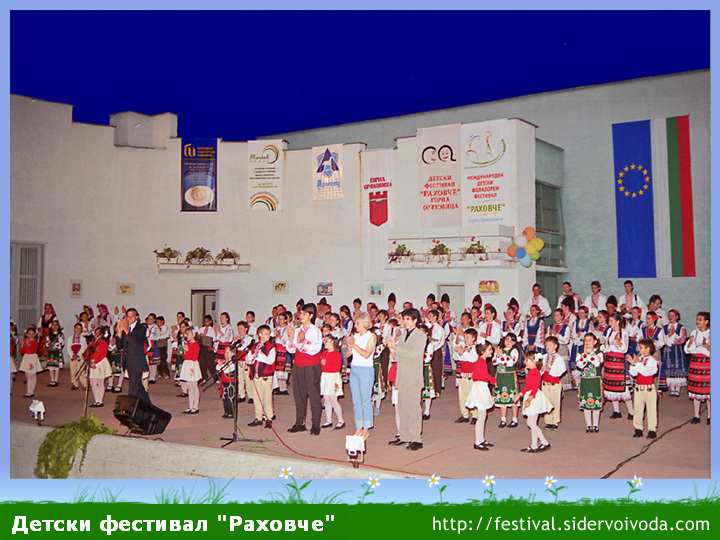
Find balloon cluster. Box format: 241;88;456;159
506;227;544;268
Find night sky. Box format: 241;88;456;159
10;10;710;141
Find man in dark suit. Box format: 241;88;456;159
117;308;152;404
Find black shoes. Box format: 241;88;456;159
321;422;333;428
422;414;430;420
264;420;272;429
221;413;233;418
287;424;307;433
627;413;634;420
238;397;246;403
470;418;478;425
473;443;490;451
334;422;346;430
508;420;518;428
406;441;423;451
177;393;188;398
89;402;103;408
388;438;405;446
248;398;254;404
610;411;622;419
310;427;321;435
455;416;469;423
47;382;58;387
537;443;551;452
633;429;644;437
498;420;507;428
544;424;558;430
248;419;263;426
691;416;701;424
647;431;657;439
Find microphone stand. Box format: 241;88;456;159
214;351;263;447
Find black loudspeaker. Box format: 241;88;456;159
113;395;172;435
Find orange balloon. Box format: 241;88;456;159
507;245;518;257
523;227;536;240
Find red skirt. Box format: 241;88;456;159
602;352;628;394
688;354;710;401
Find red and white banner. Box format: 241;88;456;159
460;119;515;226
361;148;396;281
417;124;462;228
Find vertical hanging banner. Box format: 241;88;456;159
417;124;462;227
461;119;516;225
181;138;217;212
361;148;396;281
248;140;284;212
313;144;344;200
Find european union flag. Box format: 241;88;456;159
612;120;657;278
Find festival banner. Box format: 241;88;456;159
417;124;461;227
312;144;344;200
248;140;284;212
361;148;395;281
460;119;515;226
612;116;696;278
181;138;217;212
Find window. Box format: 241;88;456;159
535;181;565;268
10;242;44;332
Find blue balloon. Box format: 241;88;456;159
515;247;527;259
519;254;532;268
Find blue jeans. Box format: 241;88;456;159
350;365;374;429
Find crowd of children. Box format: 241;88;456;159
10;283;711;453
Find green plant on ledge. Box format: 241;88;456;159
215;248;240;263
388;243;413;263
185;247;213;263
460;239;488;259
427;241;450;256
154;246;181;261
36;414;116;479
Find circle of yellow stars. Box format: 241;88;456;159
617;163;651;198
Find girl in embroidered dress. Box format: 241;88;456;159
88;327;111;407
577;332;603;432
464;339;496;451
595;310;611;344
66;323;87;391
663;309;688;397
320;335;345;429
520;351;553;453
19;326;41;397
546;309;572;390
642;311;666;392
106;324;124;393
602;313;634;420
44;320;64;387
172;320;189;398
524;304;545;356
179;329;202;414
570;306;594;389
685;312;710;425
38;303;58;363
493;333;520;428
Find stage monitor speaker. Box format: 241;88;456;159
113;395;172;435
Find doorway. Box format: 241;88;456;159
191;289;218;326
437;284;465;315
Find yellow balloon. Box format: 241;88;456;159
524;243;537;255
530;237;544;250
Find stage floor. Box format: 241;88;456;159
10;369;710;479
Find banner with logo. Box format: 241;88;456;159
248;140;284;212
312;144;344;200
460;120;515;225
361;148;396;281
417;124;462;227
181;138;217;212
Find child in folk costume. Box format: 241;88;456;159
626;307;644;359
217;335;238;420
560;296;577;328
371;322;388;415
155;316;171;380
95;303;113;329
629;338;659;438
685;312;710;425
541;336;566;430
426;310;446;398
437;306;454;390
88;328;111;407
521;351;553;453
595;310;611;344
78;312;94;344
247;325;276;428
453;321;478;423
38;303;58;363
273;311;291;396
663;310;688;397
45;320;65;387
145;313;160;384
214;312;234;387
546;309;572;390
196;316;216;383
642;311;666;392
465;340;497;451
577;332;603;433
320;335;345;429
172;321;190;398
417;324;436;420
602;313;635;420
179;329;202;414
106;326;124;393
66;323;87;391
478;305;503;347
19;326;42;397
493;333;521;428
231;321;254;403
570;307;594;389
524;304;546;355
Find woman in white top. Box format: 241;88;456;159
345;313;377;439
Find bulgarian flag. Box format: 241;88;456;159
612;116;696;278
